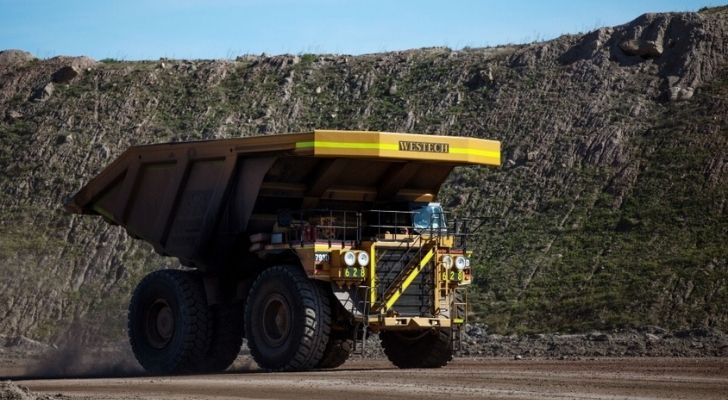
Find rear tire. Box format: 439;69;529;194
380;329;453;368
128;269;211;374
244;266;331;371
197;301;244;372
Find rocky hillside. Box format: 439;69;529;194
1;8;727;344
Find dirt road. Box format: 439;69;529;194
11;358;728;400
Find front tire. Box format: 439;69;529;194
128;270;211;374
380;329;453;368
244;266;331;371
315;330;353;369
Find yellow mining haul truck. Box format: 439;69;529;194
66;130;500;373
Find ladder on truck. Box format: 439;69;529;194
351;240;437;356
451;287;468;353
351;286;371;356
371;240;437;314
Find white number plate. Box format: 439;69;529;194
315;252;330;264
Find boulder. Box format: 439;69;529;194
668;86;694;101
48;55;97;70
48;56;97;83
31;82;54;102
388;82;398;95
619;39;663;58
55;134;74;145
645;333;661;342
5;110;23;122
0;49;35;66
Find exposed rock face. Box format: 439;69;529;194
561;12;725;102
0;8;727;346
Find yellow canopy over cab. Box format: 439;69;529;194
294;130;500;166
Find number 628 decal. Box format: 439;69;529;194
343;266;366;279
441;270;464;281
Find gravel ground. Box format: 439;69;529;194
5;358;727;400
2;328;726;400
2;326;726;380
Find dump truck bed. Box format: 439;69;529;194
66;130;500;270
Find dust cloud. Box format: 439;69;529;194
25;342;141;379
23;320;142;379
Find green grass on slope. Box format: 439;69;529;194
461;75;728;334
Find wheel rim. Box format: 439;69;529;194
261;293;291;347
145;299;175;349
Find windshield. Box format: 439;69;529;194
412;203;446;232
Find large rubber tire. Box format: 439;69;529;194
380;329;453;368
315;330;353;369
128;270;211;374
314;283;353;369
244;266;331;371
197;301;244;372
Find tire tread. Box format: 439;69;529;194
380;329;453;369
244;266;331;371
128;269;211;374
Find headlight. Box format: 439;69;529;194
441;255;453;269
455;256;467;271
465;258;471;267
357;251;370;266
343;251;356;266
